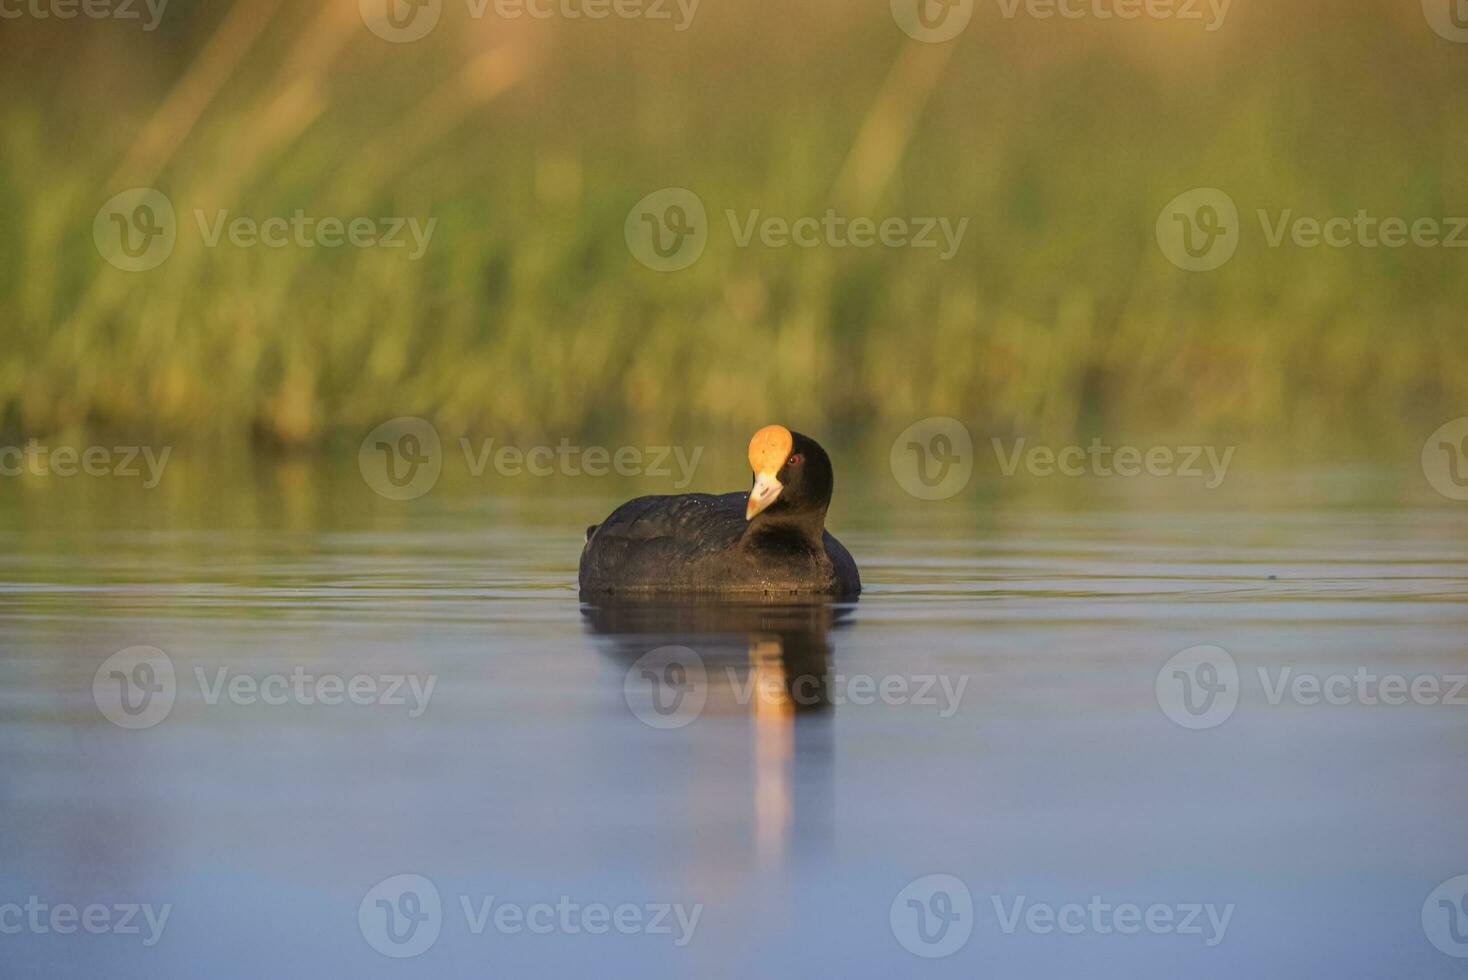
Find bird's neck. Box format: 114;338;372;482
744;508;827;551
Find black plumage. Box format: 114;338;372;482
579;429;860;597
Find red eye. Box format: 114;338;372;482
787;454;802;466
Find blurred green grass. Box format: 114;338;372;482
0;0;1464;452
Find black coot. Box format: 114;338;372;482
579;425;860;597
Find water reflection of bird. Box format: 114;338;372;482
581;599;852;712
578;426;860;598
582;598;851;866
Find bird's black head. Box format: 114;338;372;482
745;425;835;540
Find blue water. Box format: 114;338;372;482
1;465;1466;978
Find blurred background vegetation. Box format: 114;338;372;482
0;0;1464;455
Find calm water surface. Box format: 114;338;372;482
1;461;1466;978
